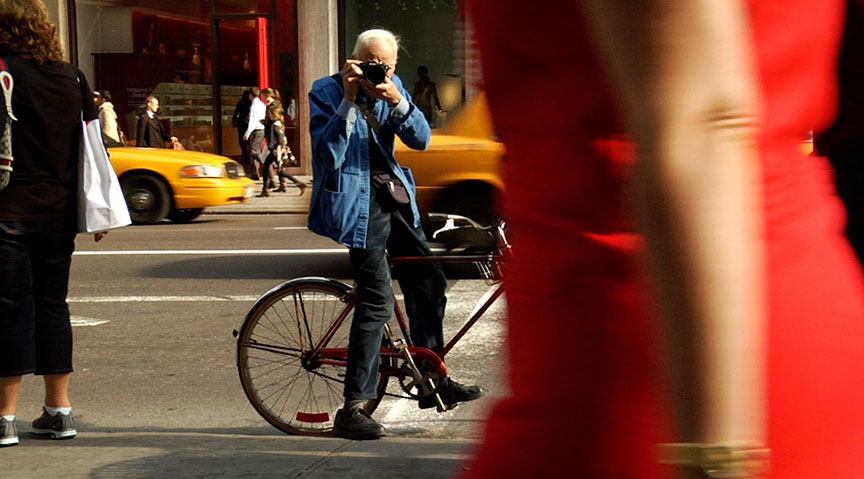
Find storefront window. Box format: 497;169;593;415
343;0;465;128
75;0;297;162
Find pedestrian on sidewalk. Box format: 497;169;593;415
308;28;482;440
135;95;178;148
0;0;109;448
260;88;306;196
243;87;266;181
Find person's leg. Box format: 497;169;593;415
249;131;266;181
335;185;392;439
238;128;250;166
281;173;307;195
43;374;71;408
387;207;447;353
386;206;482;409
259;153;275;196
0;377;21;416
344;185;393;401
31;221;75;406
247;130;264;181
0;222;36;417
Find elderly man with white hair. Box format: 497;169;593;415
308;29;483;440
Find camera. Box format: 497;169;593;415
359;61;390;85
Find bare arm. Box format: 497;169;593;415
582;0;766;449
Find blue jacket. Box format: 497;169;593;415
307;73;431;248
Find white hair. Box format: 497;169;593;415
352;29;400;57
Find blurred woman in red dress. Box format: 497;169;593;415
467;1;864;477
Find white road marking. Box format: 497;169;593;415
70;316;110;327
68;295;261;303
73;249;348;256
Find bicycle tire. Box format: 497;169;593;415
237;277;392;435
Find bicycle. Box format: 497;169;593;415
233;213;510;435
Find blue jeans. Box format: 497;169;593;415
0;220;76;377
344;183;447;400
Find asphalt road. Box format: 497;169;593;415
17;214;508;442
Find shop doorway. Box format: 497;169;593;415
213;15;270;161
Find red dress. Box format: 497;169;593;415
466;1;864;477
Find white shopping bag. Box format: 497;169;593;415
77;118;131;233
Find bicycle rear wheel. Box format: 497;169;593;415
236;278;391;435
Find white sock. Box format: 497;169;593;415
1;415;13;421
44;406;71;416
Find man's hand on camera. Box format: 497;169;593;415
342;60;364;103
360;77;403;107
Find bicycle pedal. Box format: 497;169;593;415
391;338;406;350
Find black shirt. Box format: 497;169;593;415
0;55;97;221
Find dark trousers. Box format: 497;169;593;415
248;130;266;180
237;127;250;167
261;151;280;191
0;220;76;377
830;151;864;266
344;183;448;400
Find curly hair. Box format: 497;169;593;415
0;0;63;64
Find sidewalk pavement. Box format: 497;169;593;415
206;176;312;215
2;430;477;478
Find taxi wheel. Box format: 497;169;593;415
168;208;204;223
121;174;171;224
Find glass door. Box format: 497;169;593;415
213;16;269;160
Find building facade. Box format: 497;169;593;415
42;0;474;173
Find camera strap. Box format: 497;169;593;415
357;101;382;134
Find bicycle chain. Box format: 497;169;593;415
305;368;417;400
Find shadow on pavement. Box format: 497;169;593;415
5;428;473;479
142;254;354;281
140;254;489;282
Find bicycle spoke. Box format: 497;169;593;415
238;281;368;434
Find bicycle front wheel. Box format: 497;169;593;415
236;278;389;435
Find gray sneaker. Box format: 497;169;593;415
31;409;76;440
0;417;18;446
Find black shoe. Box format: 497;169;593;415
418;377;484;410
333;408;384;440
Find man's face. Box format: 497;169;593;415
357;41;397;79
147;99;159;112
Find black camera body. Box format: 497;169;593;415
360;61;390;85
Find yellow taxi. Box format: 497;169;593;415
396;93;505;224
107;147;255;224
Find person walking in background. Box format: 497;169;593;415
260;88;306;196
816;0;864;267
135;95;177;148
411;65;442;127
308;29;482;440
243;87;266;181
93;90;122;147
0;0;109;448
232;88;254;170
467;0;864;477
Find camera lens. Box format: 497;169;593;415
363;62;388;85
